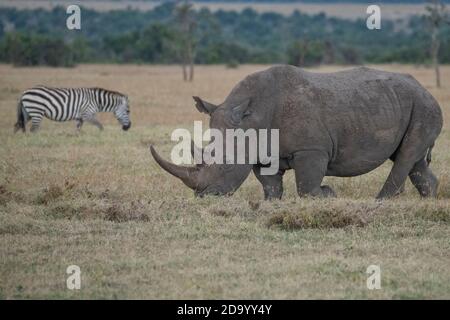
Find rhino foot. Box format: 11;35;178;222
320;185;337;198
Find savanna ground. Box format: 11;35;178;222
0;63;449;299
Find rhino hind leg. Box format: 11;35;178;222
409;158;438;197
253;165;285;200
376;159;413;199
389;154;406;195
378;133;439;199
377;142;428;199
289;151;336;198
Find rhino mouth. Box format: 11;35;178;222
195;186;233;197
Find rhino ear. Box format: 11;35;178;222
230;98;252;125
193;96;218;115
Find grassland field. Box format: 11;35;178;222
0;63;449;299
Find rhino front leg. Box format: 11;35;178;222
253;165;285;200
289;150;336;198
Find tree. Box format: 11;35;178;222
138;24;176;63
425;0;449;88
174;1;196;81
287;39;324;67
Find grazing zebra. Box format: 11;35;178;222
14;86;131;133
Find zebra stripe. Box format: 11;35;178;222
17;86;130;132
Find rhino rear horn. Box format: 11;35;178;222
150;145;199;190
191;140;204;166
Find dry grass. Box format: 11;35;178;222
0;1;428;20
0;63;449;299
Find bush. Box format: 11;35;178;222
226;59;239;69
287;40;325;67
1;32;75;67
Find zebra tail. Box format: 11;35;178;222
426;143;434;166
14;99;26;133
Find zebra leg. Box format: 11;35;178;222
76;118;84;132
85;116;104;131
30;115;43;133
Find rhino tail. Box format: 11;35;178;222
426;143;434;166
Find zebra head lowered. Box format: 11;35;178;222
113;95;131;131
91;88;131;131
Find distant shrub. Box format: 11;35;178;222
339;46;362;65
286;40;325;67
1;32;75;67
226;59;239;69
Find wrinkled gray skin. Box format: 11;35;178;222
151;65;443;199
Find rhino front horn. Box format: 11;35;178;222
149;145;199;190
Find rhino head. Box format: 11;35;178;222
150;145;251;197
150;90;272;196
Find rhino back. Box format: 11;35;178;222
247;66;435;176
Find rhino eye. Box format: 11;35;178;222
229;98;251;125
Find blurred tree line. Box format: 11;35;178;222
65;0;450;3
0;2;449;67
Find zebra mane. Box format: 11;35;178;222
91;87;127;98
30;86;127;99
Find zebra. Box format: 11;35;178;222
14;86;131;133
